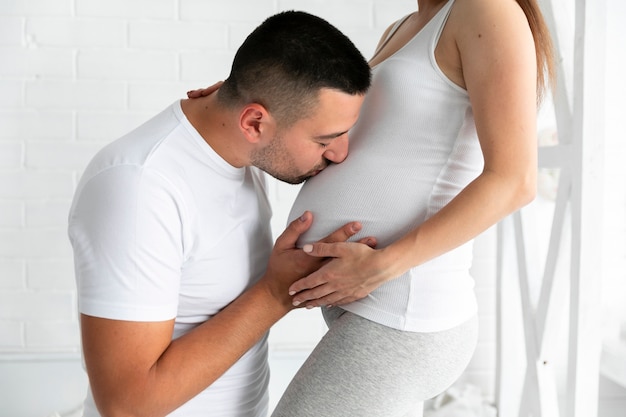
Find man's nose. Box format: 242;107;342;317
323;134;349;164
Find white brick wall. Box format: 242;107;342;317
26;18;127;47
0;0;414;358
1;0;624;414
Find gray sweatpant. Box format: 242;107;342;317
271;307;478;417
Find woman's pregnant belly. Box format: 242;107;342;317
287;149;437;249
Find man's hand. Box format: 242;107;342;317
187;82;223;98
259;211;376;310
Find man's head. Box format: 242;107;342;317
248;87;364;184
218;10;371;129
216;11;370;183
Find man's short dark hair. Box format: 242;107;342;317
218;11;371;127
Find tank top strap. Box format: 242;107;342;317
431;0;456;50
372;13;413;58
373;0;455;59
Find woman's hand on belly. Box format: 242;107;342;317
289;241;395;308
259;212;377;311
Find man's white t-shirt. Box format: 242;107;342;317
68;101;273;417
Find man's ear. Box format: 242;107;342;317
239;103;274;144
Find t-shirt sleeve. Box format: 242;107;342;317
68;165;184;321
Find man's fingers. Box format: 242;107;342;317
273;212;313;251
317;221;362;244
358;236;377;248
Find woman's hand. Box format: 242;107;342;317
261;213;377;310
288;241;394;309
186;81;224;98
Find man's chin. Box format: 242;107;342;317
269;167;325;185
270;173;308;185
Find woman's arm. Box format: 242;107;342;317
290;0;538;308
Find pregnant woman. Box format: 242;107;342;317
273;0;555;416
189;1;554;415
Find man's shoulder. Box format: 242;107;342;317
83;103;185;178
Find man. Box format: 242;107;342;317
68;11;371;417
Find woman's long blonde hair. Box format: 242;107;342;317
516;0;556;103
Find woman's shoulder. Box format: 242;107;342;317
449;0;530;34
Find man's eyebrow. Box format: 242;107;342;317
314;130;349;140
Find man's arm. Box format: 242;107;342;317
82;212;371;417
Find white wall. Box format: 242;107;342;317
0;0;412;355
0;0;624;416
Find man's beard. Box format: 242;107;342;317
250;136;327;184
